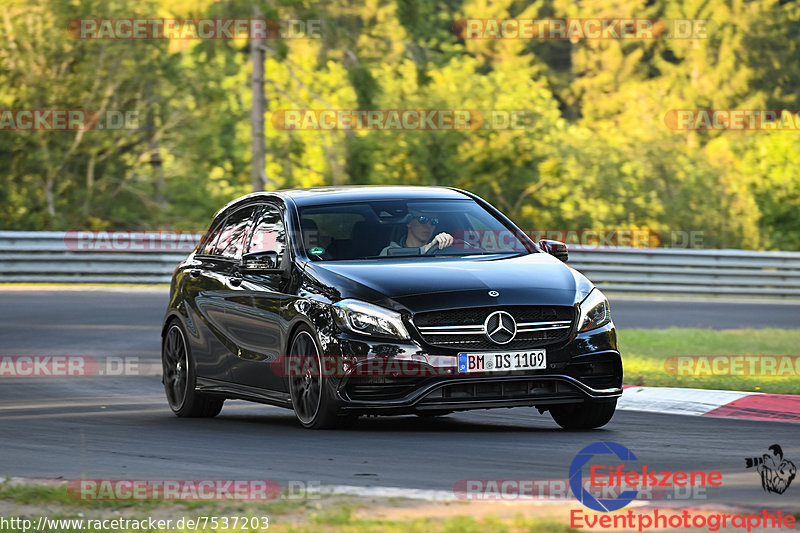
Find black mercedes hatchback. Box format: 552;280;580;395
161;186;622;429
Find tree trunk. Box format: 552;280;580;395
83;153;96;219
146;81;166;207
251;5;267;192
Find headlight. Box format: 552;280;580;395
332;299;410;340
577;289;611;332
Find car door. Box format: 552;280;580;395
222;202;292;392
182;204;258;382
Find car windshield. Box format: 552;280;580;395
298;199;533;261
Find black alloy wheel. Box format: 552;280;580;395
288;325;356;429
162;321;224;417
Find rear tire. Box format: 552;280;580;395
287;325;356;429
162;320;224;418
549;400;616;429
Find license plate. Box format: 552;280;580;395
457;350;546;373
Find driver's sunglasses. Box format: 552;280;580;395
413;216;439;225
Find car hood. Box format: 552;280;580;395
305;253;587;310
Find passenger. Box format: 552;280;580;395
380;209;453;255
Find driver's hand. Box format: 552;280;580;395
423;232;454;253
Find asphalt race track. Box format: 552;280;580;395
1;288;799;511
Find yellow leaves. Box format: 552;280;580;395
208;166;225;180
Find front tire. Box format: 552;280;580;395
549;400;616;429
162;320;224;418
287;326;356;429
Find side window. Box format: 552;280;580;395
247;204;286;260
198;219;225;255
214;205;258;259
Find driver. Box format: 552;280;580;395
380;209;453;255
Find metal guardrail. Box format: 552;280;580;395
0;231;189;284
568;246;800;297
2;231;800;297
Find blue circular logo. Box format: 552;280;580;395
569;441;639;512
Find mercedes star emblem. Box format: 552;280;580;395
484;310;517;344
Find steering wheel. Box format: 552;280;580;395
423;238;477;255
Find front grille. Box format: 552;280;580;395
343;377;429;401
418;379;583;404
413;306;575;351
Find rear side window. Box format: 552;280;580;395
247;204;286;259
213;205;258;259
198;219;224;255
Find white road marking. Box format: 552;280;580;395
618;386;753;416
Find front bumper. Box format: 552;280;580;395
328;323;622;415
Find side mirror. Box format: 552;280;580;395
538;239;568;262
241;250;280;271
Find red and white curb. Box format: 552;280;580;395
618;386;800;422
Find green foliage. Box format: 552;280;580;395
733;131;800;250
620;328;800;394
0;0;797;250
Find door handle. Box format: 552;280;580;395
230;272;243;287
190;269;201;278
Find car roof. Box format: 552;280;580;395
219;185;473;212
279;185;470;205
211;186;476;224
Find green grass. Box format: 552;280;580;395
0;281;169;290
288;515;575;533
0;514;575;533
619;328;800;394
0;283;169;290
0;480;312;517
0;482;575;533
